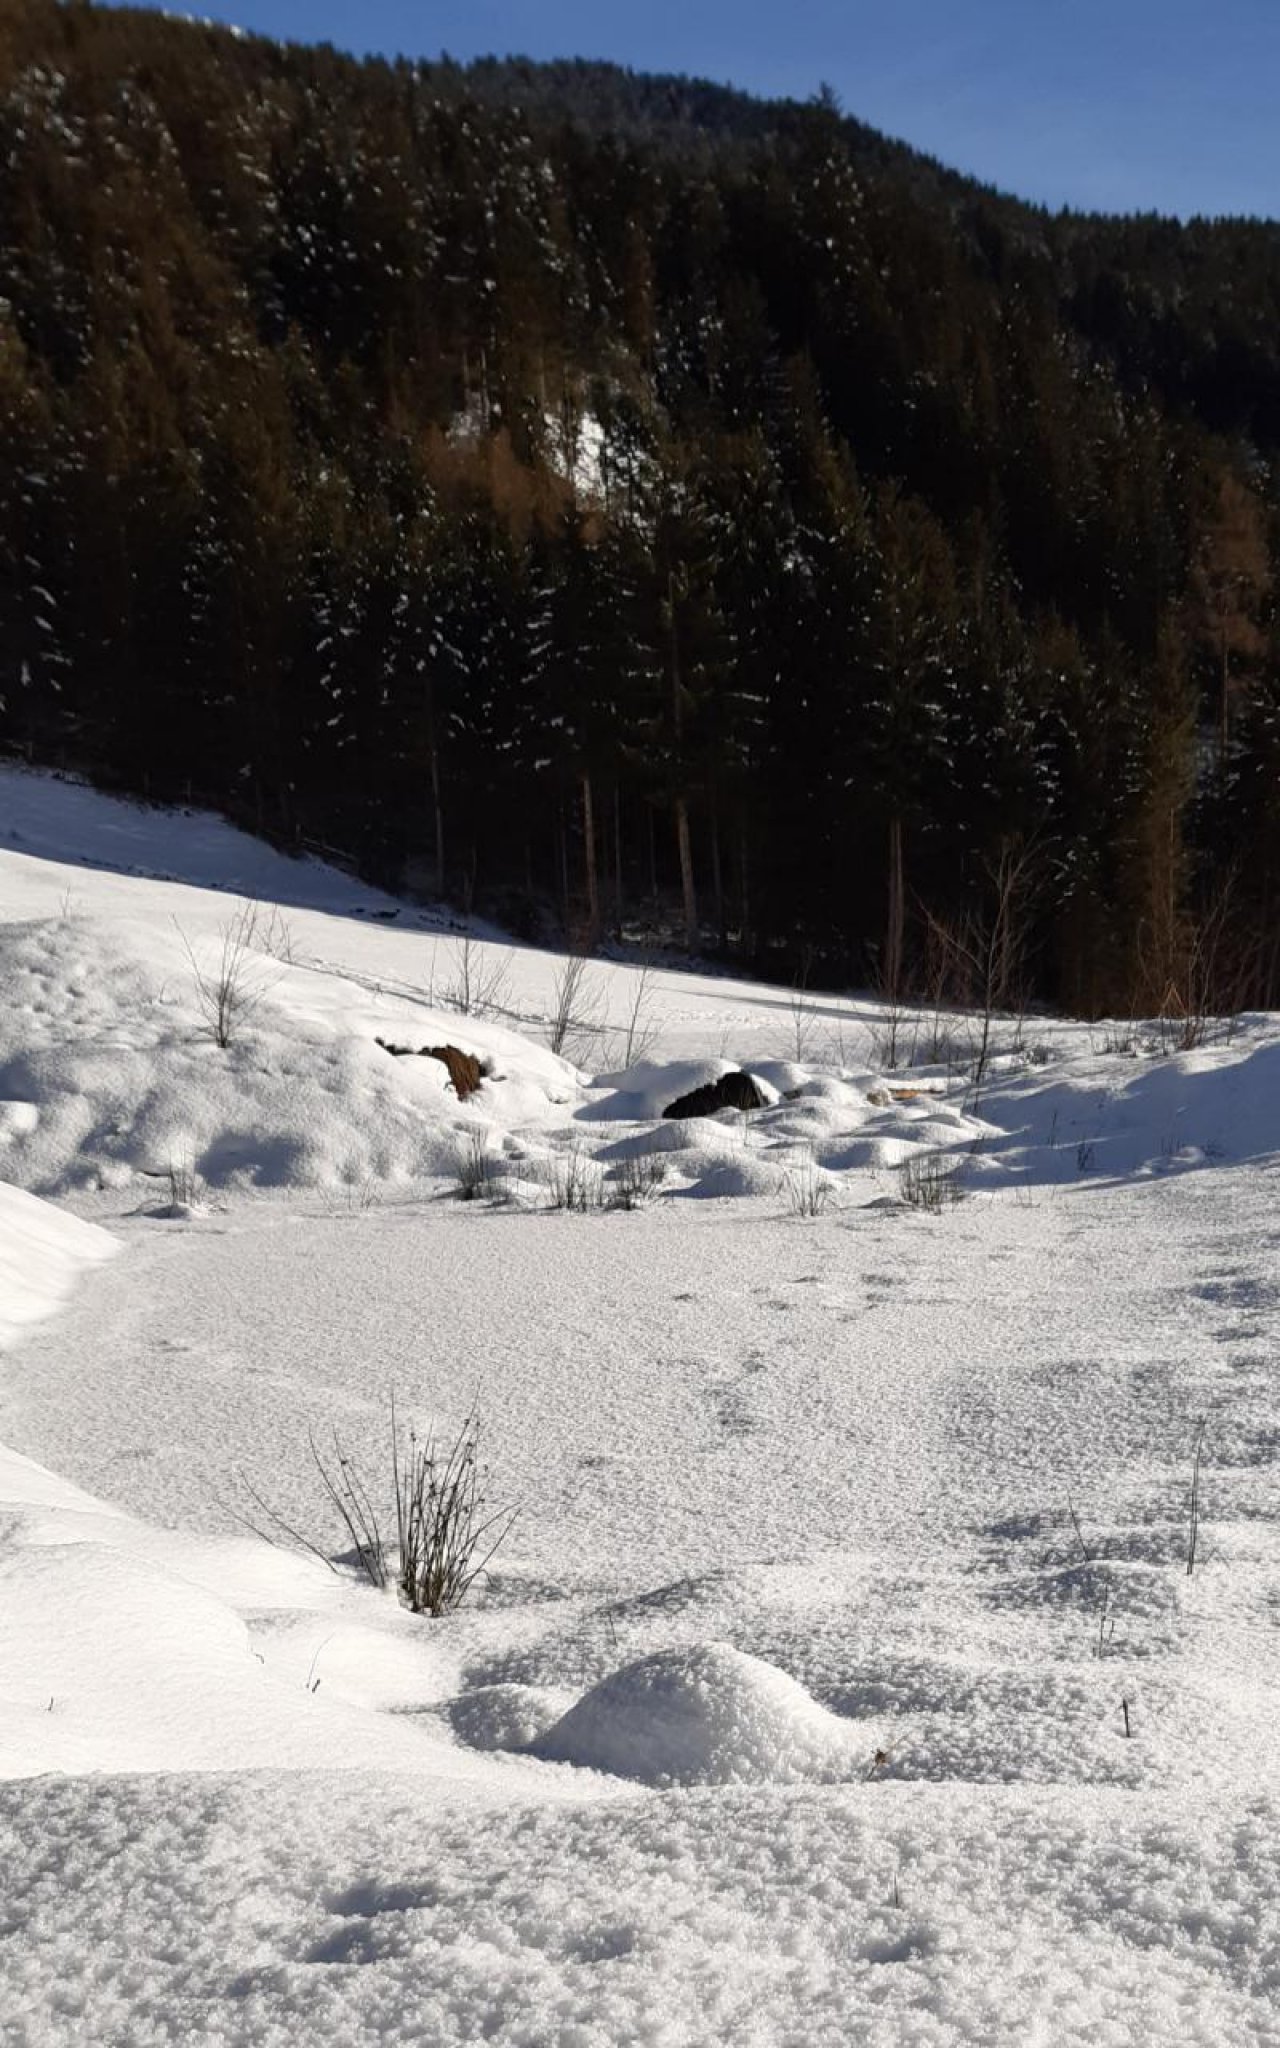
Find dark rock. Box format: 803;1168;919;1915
663;1070;765;1119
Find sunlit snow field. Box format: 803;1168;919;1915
1;766;1278;2046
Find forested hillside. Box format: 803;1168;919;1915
4;0;1280;1010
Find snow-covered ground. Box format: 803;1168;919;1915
2;765;1278;2045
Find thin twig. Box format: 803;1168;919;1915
1187;1416;1207;1576
233;1471;339;1574
1066;1492;1093;1565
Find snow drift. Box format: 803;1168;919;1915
0;1180;117;1349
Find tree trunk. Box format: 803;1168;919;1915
667;566;697;951
429;737;445;898
581;772;600;938
557;808;570;932
710;806;726;951
648;804;658;911
675;794;697;955
885;813;905;1005
739;819;750;959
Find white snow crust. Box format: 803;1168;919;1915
2;766;1280;2046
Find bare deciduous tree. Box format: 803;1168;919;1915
441;934;513;1018
178;900;272;1048
924;839;1040;1090
546;945;604;1060
1148;873;1249;1053
614;960;661;1069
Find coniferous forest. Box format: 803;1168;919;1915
5;1;1280;1012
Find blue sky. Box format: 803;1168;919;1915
123;0;1279;218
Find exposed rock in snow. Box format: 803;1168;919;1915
662;1070;767;1118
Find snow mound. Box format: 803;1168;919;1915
764;1101;858;1143
0;1181;118;1348
605;1117;741;1161
820;1133;918;1171
746;1059;814;1095
682;1156;786;1200
660;1126;746;1166
532;1642;866;1786
582;1056;762;1123
0;915;577;1197
787;1074;874;1107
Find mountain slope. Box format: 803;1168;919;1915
2;4;1279;1010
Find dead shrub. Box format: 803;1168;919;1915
544;1140;605;1211
783;1155;832;1217
454;1130;501;1202
238;1400;515;1617
178;900;273;1049
899;1152;962;1212
607;1151;668;1209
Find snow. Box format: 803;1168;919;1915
0;1179;117;1347
0;910;575;1197
533;1642;867;1785
581;1053;756;1121
1;766;1279;2044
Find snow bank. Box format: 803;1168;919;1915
0;1180;117;1348
0;914;577;1197
976;1036;1280;1180
533;1642;867;1785
0;1441;586;1785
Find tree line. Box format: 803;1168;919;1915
3;2;1280;1014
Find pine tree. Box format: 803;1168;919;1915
3;1;1280;1000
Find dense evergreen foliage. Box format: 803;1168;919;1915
4;1;1280;1010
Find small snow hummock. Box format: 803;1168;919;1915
532;1642;868;1786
